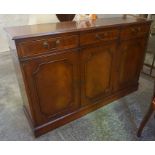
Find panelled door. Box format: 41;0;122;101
80;42;117;107
22;50;80;125
116;38;147;90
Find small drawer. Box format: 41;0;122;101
120;24;150;40
80;29;119;46
18;35;79;57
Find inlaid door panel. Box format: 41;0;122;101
117;38;147;90
22;50;80;125
81;43;117;107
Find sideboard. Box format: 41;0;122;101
5;16;151;137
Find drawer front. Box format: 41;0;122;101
120;24;150;40
80;29;119;46
18;35;79;57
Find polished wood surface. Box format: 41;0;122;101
120;24;150;40
117;38;147;90
81;42;116;107
22;50;80;125
17;34;79;58
5;17;151;40
6;16;151;137
80;28;119;45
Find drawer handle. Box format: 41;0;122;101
56;39;60;45
43;41;49;49
137;27;141;31
131;27;141;33
43;40;60;49
95;34;106;40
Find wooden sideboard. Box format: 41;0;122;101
5;16;151;137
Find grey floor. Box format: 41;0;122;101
0;51;155;141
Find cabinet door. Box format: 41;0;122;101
22;50;80;125
117;38;147;90
81;43;117;107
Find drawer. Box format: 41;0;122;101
18;35;79;57
80;29;119;46
120;24;150;40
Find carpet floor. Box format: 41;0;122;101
0;51;155;141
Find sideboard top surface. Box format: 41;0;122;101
5;16;151;40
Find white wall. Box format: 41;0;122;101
0;15;29;52
0;14;123;53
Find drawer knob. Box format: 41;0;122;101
43;41;49;49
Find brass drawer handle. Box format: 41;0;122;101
95;31;109;40
56;39;60;45
43;41;49;49
131;27;141;33
137;27;141;31
131;28;137;33
96;34;105;40
43;39;60;49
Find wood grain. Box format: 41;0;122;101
6;16;151;137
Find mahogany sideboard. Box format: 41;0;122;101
5;16;151;137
